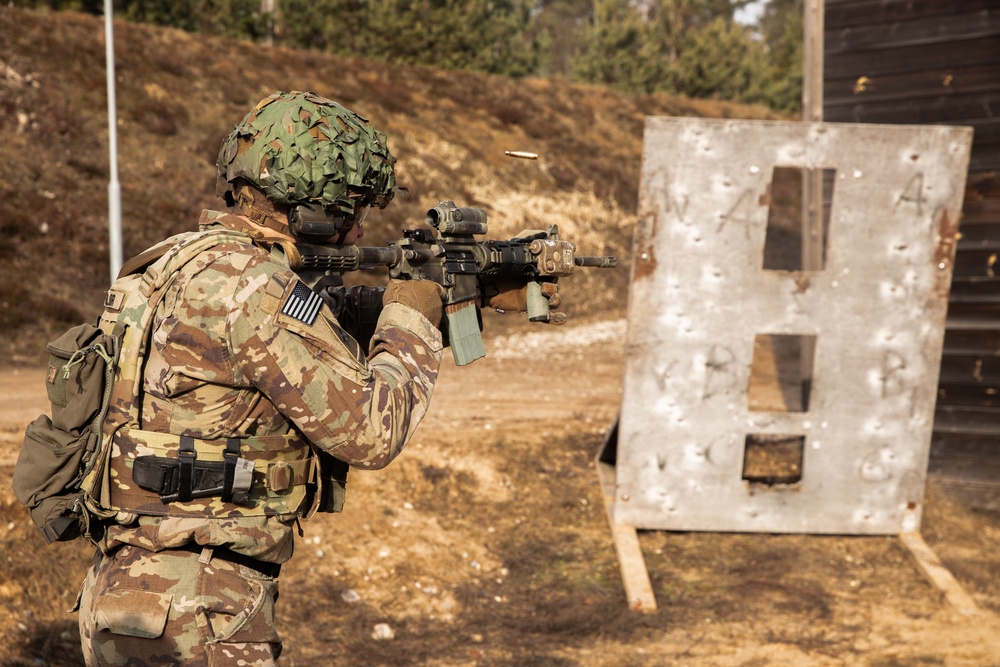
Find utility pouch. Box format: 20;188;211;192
315;450;349;513
13;324;119;543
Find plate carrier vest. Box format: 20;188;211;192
88;229;331;531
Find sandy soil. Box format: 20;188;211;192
2;319;999;667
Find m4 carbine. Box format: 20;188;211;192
285;200;617;366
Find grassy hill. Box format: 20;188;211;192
0;5;780;362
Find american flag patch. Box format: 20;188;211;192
281;281;324;326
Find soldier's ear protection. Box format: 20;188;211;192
288;203;347;243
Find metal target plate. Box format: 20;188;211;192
616;118;973;534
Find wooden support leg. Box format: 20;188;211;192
597;461;657;613
899;531;979;616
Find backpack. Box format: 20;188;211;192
13;323;121;543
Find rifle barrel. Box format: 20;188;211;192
574;256;618;268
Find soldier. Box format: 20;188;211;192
76;91;447;666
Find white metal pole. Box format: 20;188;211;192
105;0;123;284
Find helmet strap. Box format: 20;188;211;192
234;183;291;237
210;211;291;246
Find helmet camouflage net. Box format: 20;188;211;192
217;91;396;216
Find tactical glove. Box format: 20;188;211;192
480;277;560;311
383;279;446;326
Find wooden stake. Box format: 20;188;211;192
899;531;980;616
597;461;657;613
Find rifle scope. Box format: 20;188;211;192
427;201;489;236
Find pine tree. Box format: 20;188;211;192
672;14;770;103
758;0;803;112
112;0;266;40
572;0;669;93
360;0;537;77
10;0;801;111
277;0;365;53
528;0;592;79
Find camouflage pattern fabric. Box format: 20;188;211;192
79;544;280;666
78;208;443;664
216;91;396;217
98;210;442;564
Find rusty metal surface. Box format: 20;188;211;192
617;118;973;534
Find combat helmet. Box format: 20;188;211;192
217;90;396;241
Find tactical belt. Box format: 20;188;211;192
177;542;281;578
114;427;313;510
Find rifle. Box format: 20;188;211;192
284;200;617;366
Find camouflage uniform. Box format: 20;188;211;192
77;209;443;665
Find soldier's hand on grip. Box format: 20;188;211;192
478;277;564;323
383;279;446;326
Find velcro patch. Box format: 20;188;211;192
104;289;127;312
281;281;323;326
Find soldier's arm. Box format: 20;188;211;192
230;259;443;469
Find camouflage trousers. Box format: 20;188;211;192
78;544;282;666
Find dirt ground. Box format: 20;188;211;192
2;319;1000;667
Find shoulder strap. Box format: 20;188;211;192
102;229;252;428
117;244;171;280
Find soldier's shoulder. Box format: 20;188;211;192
169;230;282;296
190;223;280;267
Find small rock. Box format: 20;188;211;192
341;589;361;603
371;623;395;641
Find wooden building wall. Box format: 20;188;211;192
824;0;1000;481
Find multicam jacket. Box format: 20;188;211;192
101;210;443;563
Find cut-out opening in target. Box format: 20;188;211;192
742;433;805;487
762;166;836;272
747;333;817;413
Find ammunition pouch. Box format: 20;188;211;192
132;436;255;504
